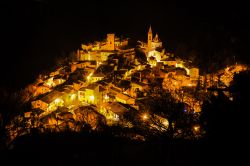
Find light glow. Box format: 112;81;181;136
70;94;76;100
55;98;61;104
90;95;95;101
104;95;109;100
193;125;200;132
87;73;93;81
162;120;169;127
142;114;148;121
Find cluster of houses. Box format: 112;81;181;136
27;26;203;130
7;26;250;144
28;33;144;127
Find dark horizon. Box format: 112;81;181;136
1;1;250;90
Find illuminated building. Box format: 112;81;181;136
147;25;162;51
90;72;105;83
148;50;162;62
105;34;115;50
31;90;64;111
115;93;135;105
34;85;51;96
78;83;106;105
148;25;153;51
189;68;199;80
75;50;113;62
151;33;162;50
99;102;133;122
115;37;129;48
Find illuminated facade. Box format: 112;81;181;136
90;72;105;83
99;102;129;121
115;93;135;105
101;34;115;51
34;85;51;96
147;26;162;51
148;50;162;62
151;33;162;50
76;50;113;62
78;84;106;105
189;68;199;80
148;25;153;51
31;90;64;111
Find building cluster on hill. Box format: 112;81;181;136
5;26;248;143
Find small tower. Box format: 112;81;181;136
106;34;115;50
148;25;153;51
153;33;159;42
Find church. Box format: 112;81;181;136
147;25;163;51
147;26;165;64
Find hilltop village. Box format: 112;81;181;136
5;26;248;143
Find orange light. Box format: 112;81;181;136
193;125;200;132
142;114;148;120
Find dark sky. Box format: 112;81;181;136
0;0;249;90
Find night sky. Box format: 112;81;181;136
1;0;249;91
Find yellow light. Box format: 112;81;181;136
162;120;169;127
54;98;64;106
186;68;190;75
45;77;55;87
193;125;200;132
54;98;61;104
87;73;93;81
70;94;76;100
90;95;95;101
104;95;109;100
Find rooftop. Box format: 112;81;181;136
107;102;129;116
40;90;64;103
116;93;131;101
92;72;106;78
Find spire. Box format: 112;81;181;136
148;25;152;34
154;33;159;42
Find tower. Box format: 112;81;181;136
153;33;159;42
106;34;115;50
148;25;153;51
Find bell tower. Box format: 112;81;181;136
106;34;115;50
148;25;153;51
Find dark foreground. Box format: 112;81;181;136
0;130;247;166
2;132;203;166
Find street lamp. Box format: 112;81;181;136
193;125;200;133
142;113;148;121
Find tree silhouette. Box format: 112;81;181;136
200;70;250;164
